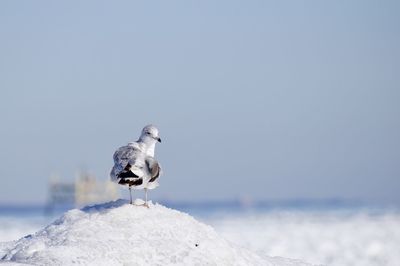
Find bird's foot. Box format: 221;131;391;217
141;202;150;209
132;203;149;208
131;199;149;208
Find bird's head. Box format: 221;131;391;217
140;124;161;143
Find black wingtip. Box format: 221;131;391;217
118;178;143;186
117;170;139;178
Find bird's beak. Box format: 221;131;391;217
157;137;162;143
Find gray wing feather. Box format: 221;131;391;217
146;157;161;182
112;145;141;175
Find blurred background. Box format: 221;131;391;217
1;1;399;265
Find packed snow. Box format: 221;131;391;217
0;216;49;243
205;209;400;266
0;200;313;266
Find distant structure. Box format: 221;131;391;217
47;171;119;210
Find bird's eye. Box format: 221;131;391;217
146;132;151;135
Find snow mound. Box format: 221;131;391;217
0;200;314;266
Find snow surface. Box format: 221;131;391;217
206;210;400;266
0;216;49;243
0;200;313;266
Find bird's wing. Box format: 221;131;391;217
112;144;143;175
145;157;161;182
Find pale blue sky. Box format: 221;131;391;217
0;1;399;204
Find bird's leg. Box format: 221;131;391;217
143;188;149;208
129;186;133;204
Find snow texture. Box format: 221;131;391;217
0;200;313;266
207;210;400;266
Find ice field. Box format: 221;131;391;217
205;209;400;266
1;203;400;265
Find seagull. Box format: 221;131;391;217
110;125;162;207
